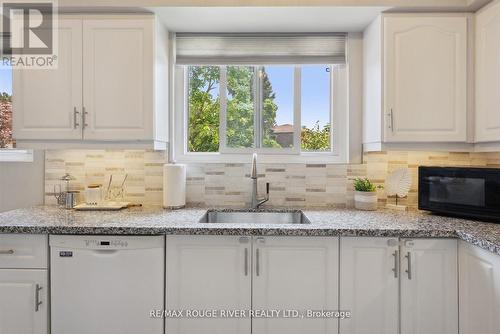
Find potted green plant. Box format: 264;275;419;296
353;178;380;211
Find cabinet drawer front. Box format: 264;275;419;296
0;235;48;269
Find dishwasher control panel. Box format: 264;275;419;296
84;239;129;248
50;235;165;250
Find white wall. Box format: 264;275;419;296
0;150;45;212
363;16;382;146
348;32;363;164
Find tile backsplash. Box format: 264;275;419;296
185;163;366;208
365;151;500;210
45;150;500;209
45;150;167;206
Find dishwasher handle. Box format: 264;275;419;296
91;249;119;254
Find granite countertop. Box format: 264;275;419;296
0;206;499;255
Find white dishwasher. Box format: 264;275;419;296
50;235;164;334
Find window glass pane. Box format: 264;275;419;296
187;66;220;152
301;65;331;152
0;66;14;148
261;66;294;149
226;66;255;149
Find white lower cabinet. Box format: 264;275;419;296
400;239;458;334
0;270;48;334
252;236;339;334
0;235;48;334
340;237;458;334
459;240;500;334
166;235;252;334
166;235;339;334
340;237;399;334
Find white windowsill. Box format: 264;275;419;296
173;152;347;164
0;149;34;162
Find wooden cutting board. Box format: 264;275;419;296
73;202;130;211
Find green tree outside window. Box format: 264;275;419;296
187;66;331;153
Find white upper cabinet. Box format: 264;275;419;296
459;241;500;334
363;14;470;151
475;0;500;143
400;239;458;334
82;18;154;141
252;237;339;334
340;237;399;334
384;16;467;142
12;14;168;149
13;18;83;140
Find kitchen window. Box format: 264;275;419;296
173;33;349;163
0;66;33;162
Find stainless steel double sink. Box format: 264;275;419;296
198;210;311;225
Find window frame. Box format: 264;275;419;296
173;64;348;164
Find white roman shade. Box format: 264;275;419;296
175;33;347;65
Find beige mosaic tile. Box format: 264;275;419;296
366;151;500;210
45;150;167;206
44;150;500;209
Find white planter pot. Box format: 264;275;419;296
354;191;378;211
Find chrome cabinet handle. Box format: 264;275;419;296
35;284;42;312
244;248;249;276
0;249;14;255
387;108;394;131
255;237;264;276
255;237;265;244
73;107;80;129
256;248;260;277
239;237;250;277
239;237;250;244
82;106;88;129
392;250;399;278
405;252;412;280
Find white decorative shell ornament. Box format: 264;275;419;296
385;168;412;198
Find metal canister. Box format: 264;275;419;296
64;191;79;209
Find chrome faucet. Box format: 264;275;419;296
250;153;270;209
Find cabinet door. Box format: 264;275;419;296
252;237;339;334
0;269;47;334
166;235;251;334
459;241;500;334
82;17;154;141
340;237;399;334
12;18;83;140
400;239;458;334
384;16;467;142
475;1;500;142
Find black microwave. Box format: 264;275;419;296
419;166;500;222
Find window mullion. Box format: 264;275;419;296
254;66;262;149
219;66;228;152
329;65;335;153
293;66;301;154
